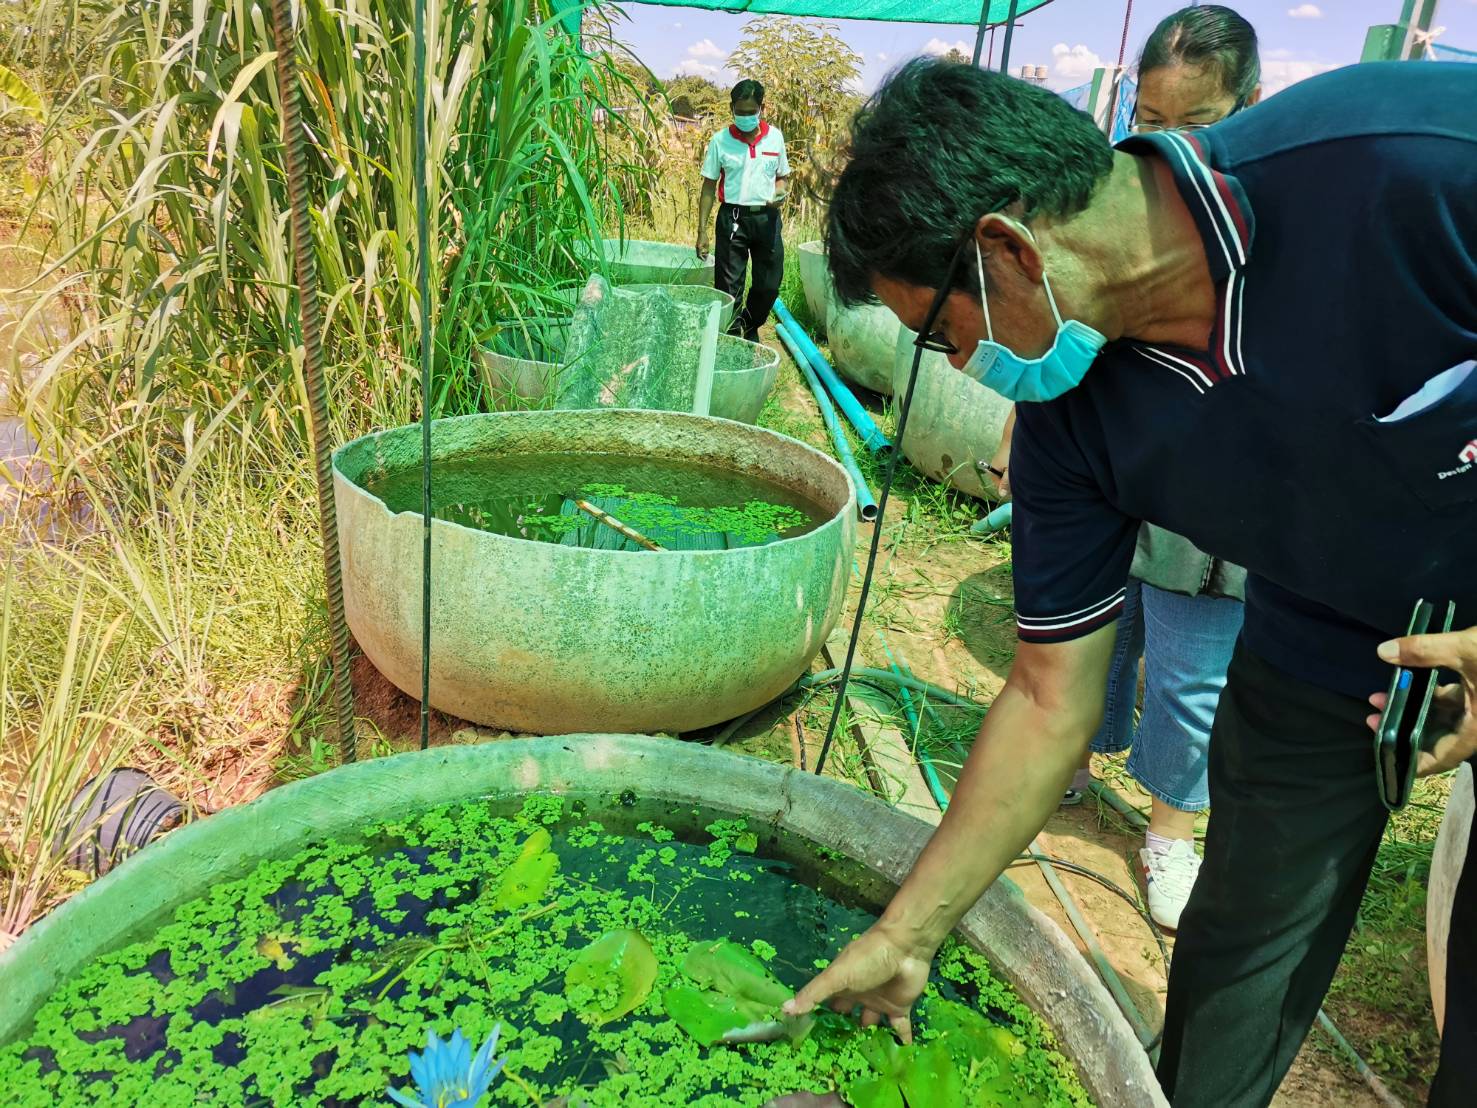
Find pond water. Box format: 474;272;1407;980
0;795;1090;1107
364;453;829;551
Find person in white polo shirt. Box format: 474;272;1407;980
696;79;790;342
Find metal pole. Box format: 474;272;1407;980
971;0;991;65
268;0;357;762
999;0;1021;73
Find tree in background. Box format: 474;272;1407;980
666;74;725;120
726;16;862;220
942;47;970;64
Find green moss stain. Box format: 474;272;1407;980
0;797;1091;1107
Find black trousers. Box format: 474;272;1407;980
713;204;783;340
1156;643;1476;1105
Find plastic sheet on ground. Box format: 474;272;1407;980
555;275;721;415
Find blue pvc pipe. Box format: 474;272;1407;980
773;300;890;454
970;502;1012;534
776;324;879;522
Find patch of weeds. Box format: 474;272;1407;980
1322;773;1451;1099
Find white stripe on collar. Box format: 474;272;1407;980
1162;131;1247;269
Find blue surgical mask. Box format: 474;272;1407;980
961;239;1107;402
734;113;760;132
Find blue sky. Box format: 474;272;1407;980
614;0;1477;96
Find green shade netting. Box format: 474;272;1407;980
570;0;1054;29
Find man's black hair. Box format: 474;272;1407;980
826;58;1113;306
1140;4;1260;103
730;79;765;105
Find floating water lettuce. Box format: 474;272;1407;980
489;828;559;910
844;1029;962;1108
663;938;807;1046
563;929;657;1026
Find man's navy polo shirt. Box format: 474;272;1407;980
1009;61;1477;698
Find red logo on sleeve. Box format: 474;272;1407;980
1460;439;1477;465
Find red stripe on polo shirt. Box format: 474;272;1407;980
728;120;771;158
1185;133;1252;252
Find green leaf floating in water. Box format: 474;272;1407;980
682;939;791;1007
844;1029;963;1108
917;997;1042;1107
489;829;559;910
663;939;807;1047
564;929;657;1026
663;985;774;1048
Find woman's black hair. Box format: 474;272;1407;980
826;58;1113;306
1139;4;1260;102
730;79;765;105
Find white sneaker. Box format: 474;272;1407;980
1140;838;1202;931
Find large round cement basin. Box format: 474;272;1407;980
796;240;831;329
893;327;1014;500
1429;762;1473;1033
550;280;735;331
711;333;780;424
332;410;856;734
826;299;898;396
0;736;1164;1107
575;238;714;286
476;317;568;410
475;324;773;425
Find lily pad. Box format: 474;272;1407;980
564;929;657;1026
489;829;559;910
662;984;774;1047
844;1029;964;1108
663;939;809;1047
918;997;1040;1106
681;939;791;1008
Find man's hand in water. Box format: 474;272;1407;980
781;921;933;1044
1370;622;1477;776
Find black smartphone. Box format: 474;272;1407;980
1375;599;1455;811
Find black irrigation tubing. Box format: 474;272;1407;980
270;0;356;762
413;0;433;751
812;309;947;777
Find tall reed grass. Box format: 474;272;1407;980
24;0;654;460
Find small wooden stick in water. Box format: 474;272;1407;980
569;496;665;552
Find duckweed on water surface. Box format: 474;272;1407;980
0;796;1092;1107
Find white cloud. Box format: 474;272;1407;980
1260;53;1337;96
673;59;721;79
671;21;683;29
1047;42;1105;89
1287;4;1322;17
923;38;971;56
687;38;725;60
876;52;889;62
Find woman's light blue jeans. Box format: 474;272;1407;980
1089;578;1244;812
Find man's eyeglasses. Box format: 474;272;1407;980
914;329;959;355
910;230;981;359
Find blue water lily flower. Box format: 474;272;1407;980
387;1024;505;1108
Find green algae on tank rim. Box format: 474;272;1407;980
330;409;857;734
0;738;1164;1105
